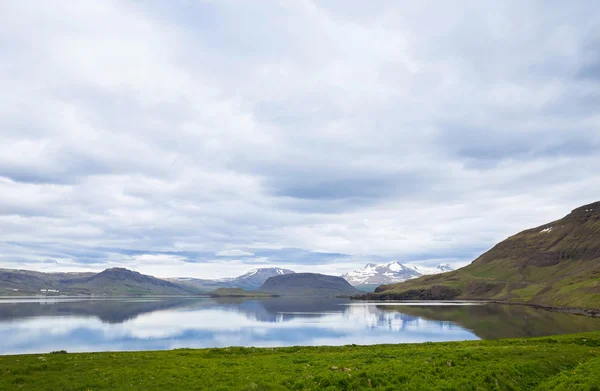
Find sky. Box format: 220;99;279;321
0;1;599;279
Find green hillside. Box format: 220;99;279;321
365;201;600;309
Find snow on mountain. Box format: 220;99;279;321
231;267;295;289
341;262;421;286
406;263;455;275
170;267;295;290
342;262;455;286
435;264;454;273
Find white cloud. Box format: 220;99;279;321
215;249;255;257
0;1;599;278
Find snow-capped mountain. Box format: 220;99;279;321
435;264;454;273
229;268;295;289
342;262;455;287
170;267;295;291
406;263;455;275
341;262;421;286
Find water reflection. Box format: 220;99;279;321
378;303;600;339
0;297;599;354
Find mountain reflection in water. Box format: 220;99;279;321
1;297;599;354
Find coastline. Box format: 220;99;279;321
349;295;600;318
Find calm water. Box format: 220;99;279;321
1;297;600;355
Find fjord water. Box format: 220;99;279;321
1;297;600;355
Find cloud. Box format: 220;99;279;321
215;249;255;257
0;1;599;278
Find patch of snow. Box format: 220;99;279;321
342;261;424;285
436;264;453;272
406;264;454;275
539;227;553;233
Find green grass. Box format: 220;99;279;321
2;332;600;390
510;284;546;299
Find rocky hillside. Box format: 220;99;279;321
170;267;295;292
365;201;600;309
259;273;360;297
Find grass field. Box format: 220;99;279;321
1;332;600;390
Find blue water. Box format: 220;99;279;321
1;297;598;354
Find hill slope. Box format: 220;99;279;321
0;269;94;295
259;273;360;296
367;201;600;309
67;268;197;295
0;268;198;296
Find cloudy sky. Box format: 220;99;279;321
1;1;599;278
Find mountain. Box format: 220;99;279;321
342;262;454;291
436;264;454;273
67;268;197;295
0;268;198;296
229;268;295;289
342;262;421;286
0;269;94;295
365;201;600;309
170;268;295;292
408;263;455;275
258;273;360;296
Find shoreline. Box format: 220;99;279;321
486;300;600;318
350;296;600;317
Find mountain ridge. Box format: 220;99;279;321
364;201;600;309
0;267;197;296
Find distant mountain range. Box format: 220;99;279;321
365;201;600;310
0;267;300;296
0;261;457;297
341;261;454;290
0;263;455;296
168;268;295;292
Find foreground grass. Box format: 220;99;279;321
2;333;600;390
